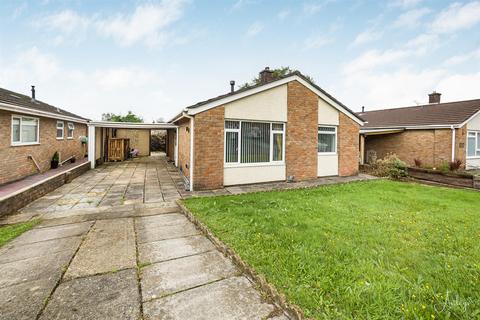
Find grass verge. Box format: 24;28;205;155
184;180;480;319
0;220;39;247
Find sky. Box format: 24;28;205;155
1;0;479;122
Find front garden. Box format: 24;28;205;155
185;180;480;319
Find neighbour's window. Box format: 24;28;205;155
225;120;284;164
318;126;337;153
467;131;480;157
67;122;74;139
56;121;64;139
12;116;39;145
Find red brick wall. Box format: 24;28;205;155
365;128;460;167
194;106;224;190
455;126;467;167
0;110;87;185
285;81;318;181
176;118;191;179
338;113;360;176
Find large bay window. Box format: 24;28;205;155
12;116;39;145
318;126;337;154
225;120;284;165
467;131;480;158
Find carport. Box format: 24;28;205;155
87;121;178;169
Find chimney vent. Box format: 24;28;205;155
230;80;235;93
361;106;365;113
259;67;274;84
31;85;36;101
428;91;441;104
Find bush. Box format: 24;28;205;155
438;161;450;173
414;158;422;167
372;154;408;179
449;159;462;171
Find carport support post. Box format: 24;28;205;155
175;127;179;167
88;124;96;169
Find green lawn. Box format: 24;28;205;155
184;180;480;319
0;220;39;247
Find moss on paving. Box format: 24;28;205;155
0;220;39;247
185;180;480;319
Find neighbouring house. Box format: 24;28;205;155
166;68;364;190
0;86;89;185
359;92;480;170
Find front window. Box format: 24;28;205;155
467;131;480;158
67;122;74;139
225;120;284;165
56;121;64;139
318;126;337;153
12;116;39;145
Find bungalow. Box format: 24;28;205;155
359;92;480;170
0;86;89;185
166;68;364;190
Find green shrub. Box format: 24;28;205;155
372;154;408;179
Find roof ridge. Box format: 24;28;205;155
360;98;480;114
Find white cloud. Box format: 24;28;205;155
443;48;480;66
405;33;440;53
304;34;332;49
393;7;431;28
246;22;263;37
390;0;422;8
96;0;187;47
430;1;480;34
36;10;91;45
352;28;383;46
277;9;290;20
343;49;411;74
303;0;335;15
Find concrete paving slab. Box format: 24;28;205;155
0;236;82;264
0;250;73;288
11;221;92;245
137;223;201;244
141;251;238;300
40;269;140;320
0;278;56;320
135;214;189;230
64;219;136;279
138;235;216;264
143;276;275;320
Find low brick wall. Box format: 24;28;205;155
0;162;90;217
408;167;479;189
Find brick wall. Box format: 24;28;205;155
286;81;318;181
455;125;467;167
0;111;88;185
0;161;90;217
166;129;176;161
338;113;360;176
364;128;462;167
194;106;224;190
176;118;191;179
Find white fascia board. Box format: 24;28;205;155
0;102;88;124
361;124;462;132
186;75;364;125
459;110;480;128
87;121;178;129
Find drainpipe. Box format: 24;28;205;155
183;113;195;192
88;124;96;169
451;125;456;162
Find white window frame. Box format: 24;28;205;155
318;125;337;155
11;115;40;146
467;130;480;159
56;121;64;140
224;119;285;167
67;122;74;139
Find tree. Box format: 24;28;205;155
102;111;143;123
239;66;315;89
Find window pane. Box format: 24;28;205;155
12;118;20;142
319;126;336;132
241;122;270;163
22;123;37;143
225;120;239;129
468;136;476;157
272;123;283;131
225;131;238;163
318;133;335;152
273;133;283;161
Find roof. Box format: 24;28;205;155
88;121;177;129
358;99;480;129
0;87;88;122
170;71;364;124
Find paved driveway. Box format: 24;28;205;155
0;156;286;320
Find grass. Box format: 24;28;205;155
0;220;39;247
184;180;480;319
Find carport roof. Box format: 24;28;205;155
88;121;177;129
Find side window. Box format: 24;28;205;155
56;121;64;139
